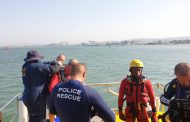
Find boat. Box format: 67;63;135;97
0;82;166;122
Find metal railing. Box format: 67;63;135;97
86;82;121;96
0;93;22;122
86;82;165;96
86;82;166;112
0;82;166;122
0;93;22;112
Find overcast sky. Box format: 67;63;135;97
1;0;190;46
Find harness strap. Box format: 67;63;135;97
130;83;133;93
127;102;147;107
141;82;144;92
128;76;146;93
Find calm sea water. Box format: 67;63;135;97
0;45;190;119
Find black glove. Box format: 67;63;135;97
119;110;126;121
151;112;158;122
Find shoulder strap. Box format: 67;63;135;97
130;82;133;93
127;75;148;93
141;82;145;92
140;76;147;92
126;75;133;93
57;72;61;81
164;79;178;94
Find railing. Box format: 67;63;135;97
86;82;165;96
86;82;166;113
0;93;22;122
0;82;166;122
86;82;121;96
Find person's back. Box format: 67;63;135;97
23;61;49;87
51;80;91;122
22;50;61;122
49;63;115;122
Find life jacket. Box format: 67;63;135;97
49;72;61;93
124;75;149;104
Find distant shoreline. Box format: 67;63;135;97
1;38;190;48
1;43;190;49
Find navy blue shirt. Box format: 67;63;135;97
160;78;190;106
49;80;115;122
22;60;59;109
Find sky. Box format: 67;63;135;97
0;0;190;46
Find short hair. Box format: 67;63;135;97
57;54;65;59
68;59;79;66
71;63;86;76
174;62;190;76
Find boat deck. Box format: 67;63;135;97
0;82;166;122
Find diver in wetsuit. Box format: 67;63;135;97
160;62;190;122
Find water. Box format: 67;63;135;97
0;44;190;115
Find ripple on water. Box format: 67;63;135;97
1;45;190;111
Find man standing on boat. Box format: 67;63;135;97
62;59;79;81
48;54;67;93
22;50;62;122
118;59;157;122
49;63;115;122
48;58;78;122
47;54;66;122
160;62;190;122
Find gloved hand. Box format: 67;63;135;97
151;112;158;122
119;110;126;121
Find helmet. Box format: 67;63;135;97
129;59;144;68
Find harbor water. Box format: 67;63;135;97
0;44;190;120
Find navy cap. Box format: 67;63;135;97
24;50;44;62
